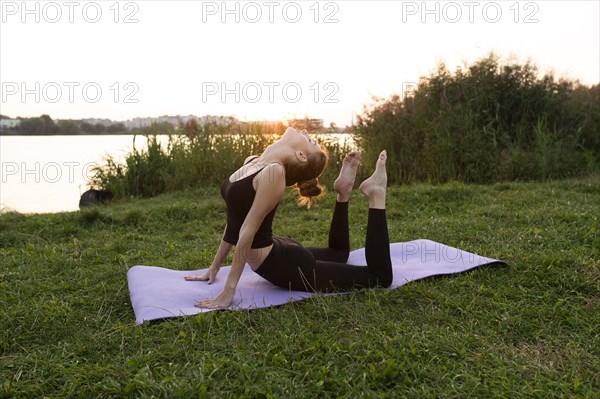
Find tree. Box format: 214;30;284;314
94;123;106;133
80;122;96;133
356;54;599;183
39;114;57;134
106;123;126;133
56;120;79;134
17;117;44;134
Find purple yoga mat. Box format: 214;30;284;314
127;239;505;324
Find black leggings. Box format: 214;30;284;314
255;201;393;292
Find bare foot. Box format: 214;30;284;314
333;151;361;201
359;150;387;208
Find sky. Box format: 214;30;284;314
1;0;599;127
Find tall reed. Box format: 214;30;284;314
90;122;352;198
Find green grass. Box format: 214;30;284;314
1;176;599;398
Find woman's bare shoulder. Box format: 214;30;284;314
244;155;259;165
254;162;286;190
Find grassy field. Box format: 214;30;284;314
1;176;599;398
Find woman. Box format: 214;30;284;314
185;127;392;308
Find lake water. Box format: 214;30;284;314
0;135;157;214
0;133;354;214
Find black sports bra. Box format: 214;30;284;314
220;157;279;248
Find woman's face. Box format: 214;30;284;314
281;127;322;156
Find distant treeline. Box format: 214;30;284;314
0;114;128;135
356;54;600;183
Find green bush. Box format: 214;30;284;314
355;54;600;184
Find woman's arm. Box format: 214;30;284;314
185;156;257;282
184;229;233;283
195;163;286;308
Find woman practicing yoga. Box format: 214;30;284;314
185;127;392;308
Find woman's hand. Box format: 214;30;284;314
185;239;232;283
195;288;235;309
184;264;220;284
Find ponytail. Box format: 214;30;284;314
295;178;325;209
